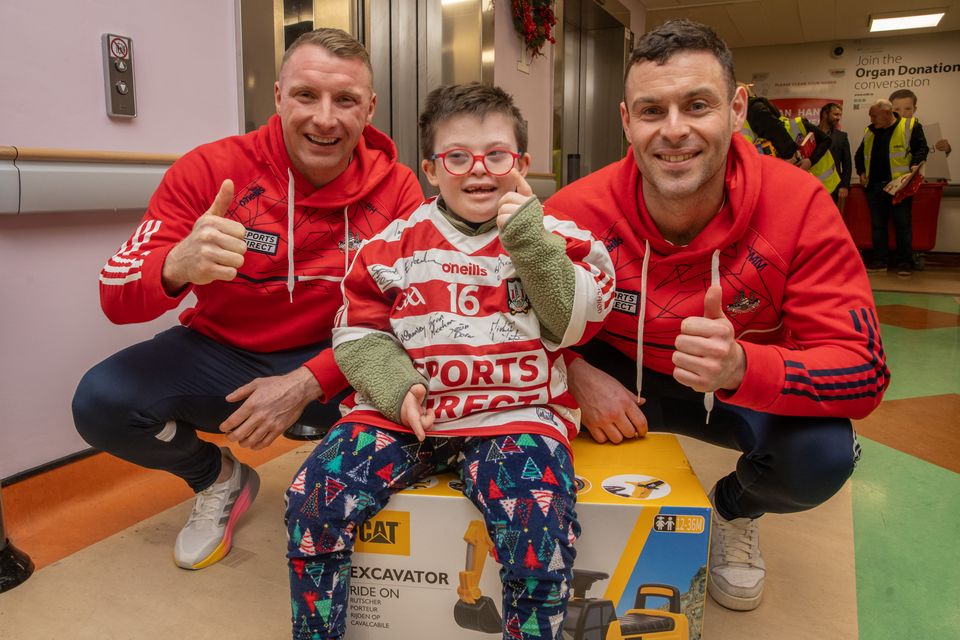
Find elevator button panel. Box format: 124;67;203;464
102;33;136;118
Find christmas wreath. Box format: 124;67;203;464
511;0;557;58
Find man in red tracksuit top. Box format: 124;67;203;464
546;20;889;613
72;29;423;571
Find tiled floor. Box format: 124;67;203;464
1;264;958;640
850;289;960;640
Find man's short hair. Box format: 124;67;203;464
870;99;894;113
820;102;841;120
281;27;372;78
418;83;528;159
626;19;736;99
888;89;917;106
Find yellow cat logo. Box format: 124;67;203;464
355;510;410;556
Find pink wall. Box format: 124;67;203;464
0;0;238;479
493;1;646;177
620;0;647;41
0;1;239;152
493;1;555;175
0;213;190;478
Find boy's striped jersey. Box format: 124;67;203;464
334;198;615;446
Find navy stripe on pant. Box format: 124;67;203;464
285;423;580;640
72;326;344;491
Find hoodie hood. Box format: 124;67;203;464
256;114;402;209
619;133;762;263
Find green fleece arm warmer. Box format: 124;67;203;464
499;196;576;343
334;333;428;424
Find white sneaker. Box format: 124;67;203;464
707;490;765;611
174;448;260;570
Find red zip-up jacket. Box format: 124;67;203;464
547;133;889;419
99;115;424;398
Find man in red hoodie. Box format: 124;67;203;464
72;28;423;570
547;20;887;612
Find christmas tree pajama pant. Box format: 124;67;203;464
285;422;580;640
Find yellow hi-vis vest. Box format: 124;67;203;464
862;116;916;187
781;117;840;193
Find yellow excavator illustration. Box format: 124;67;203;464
602;479;665;500
453;520;503;633
564;569;688;640
452;520;688;640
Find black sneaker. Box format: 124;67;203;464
896;263;912;277
865;262;887;273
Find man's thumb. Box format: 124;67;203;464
205;179;234;217
704;284;724;319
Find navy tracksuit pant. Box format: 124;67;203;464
581;340;860;521
72;326;345;492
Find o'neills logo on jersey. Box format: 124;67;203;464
354;510;410;556
244;228;279;255
442;262;488;276
613;289;640;315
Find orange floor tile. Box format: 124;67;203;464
2;433;306;569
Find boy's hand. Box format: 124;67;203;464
496;170;534;228
400;384;434;441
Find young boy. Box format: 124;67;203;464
285;83;615;639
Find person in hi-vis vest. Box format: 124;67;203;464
780;115;840;194
738;87;838;196
818;103;853;209
854;99;929;277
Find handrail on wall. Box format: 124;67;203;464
0;147;178;215
0;146;179;166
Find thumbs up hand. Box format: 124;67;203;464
672;284;746;393
161;179;248;294
496;169;535;229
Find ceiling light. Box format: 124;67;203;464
869;10;945;32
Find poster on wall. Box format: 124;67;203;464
850;44;954;180
768;98;842;125
739;32;958;182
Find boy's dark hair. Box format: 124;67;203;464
282;28;372;78
626;19;736;99
820;102;841;120
418;83;528;159
888;89;918;106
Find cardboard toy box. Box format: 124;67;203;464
345;434;711;640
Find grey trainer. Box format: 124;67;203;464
174;448;260;570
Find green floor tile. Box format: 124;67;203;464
853;437;960;640
871;292;960;401
877;325;960;400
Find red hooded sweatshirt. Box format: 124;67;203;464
99;115;424;398
547;133;889;419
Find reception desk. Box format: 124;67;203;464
842;182;945;252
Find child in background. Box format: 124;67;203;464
285;82;615;639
